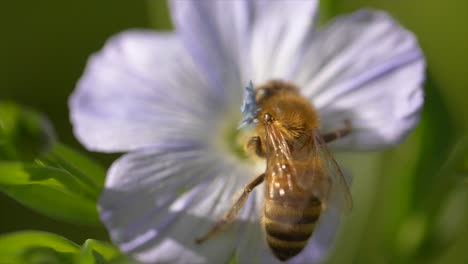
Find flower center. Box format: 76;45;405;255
211;108;264;178
223;121;249;160
211;105;257;163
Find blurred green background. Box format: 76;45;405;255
0;0;467;263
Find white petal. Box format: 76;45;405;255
250;1;319;83
70;30;222;152
99;143;258;264
295;10;425;150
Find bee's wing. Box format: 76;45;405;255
264;122;352;213
307;132;353;214
264;121;294;163
263;121;298;198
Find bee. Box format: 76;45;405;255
196;80;353;261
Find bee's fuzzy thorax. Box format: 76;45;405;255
254;81;320;142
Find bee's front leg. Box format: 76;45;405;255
321;120;352;143
246;136;266;158
195;173;265;244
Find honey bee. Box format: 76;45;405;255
196;80;353;261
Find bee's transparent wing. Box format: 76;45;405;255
263;120;300;200
264;122;352;213
308;132;353;213
264;120;296;167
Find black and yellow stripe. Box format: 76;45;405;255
263;197;321;261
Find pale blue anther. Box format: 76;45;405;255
238;81;260;129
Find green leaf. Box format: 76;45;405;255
0;231;124;264
412;138;468;263
77;240;120;264
387;76;461;262
146;0;172;30
51;143;106;187
459;140;468;180
319;0;338;24
0;101;56;161
0;231;79;264
411;77;458;210
432;190;468;264
0;161;100;225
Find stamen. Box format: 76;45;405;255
238;81;260;129
224;121;249;160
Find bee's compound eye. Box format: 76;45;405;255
264;113;273;123
256;88;267;100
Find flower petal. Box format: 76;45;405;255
169;0;255;102
250;1;319;83
169;0;319;102
295;10;425;150
99;142;258;263
70;30;222;152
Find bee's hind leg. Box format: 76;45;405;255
321;120;352;143
195;173;265;244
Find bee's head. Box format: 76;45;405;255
255;80;300;105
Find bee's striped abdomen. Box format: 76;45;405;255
263;196;321;261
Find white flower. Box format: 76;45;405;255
69;1;425;263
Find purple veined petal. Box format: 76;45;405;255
294;10;425;150
99;142;260;264
249;1;319;84
70;30;224;153
169;0;256;104
169;0;319;108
